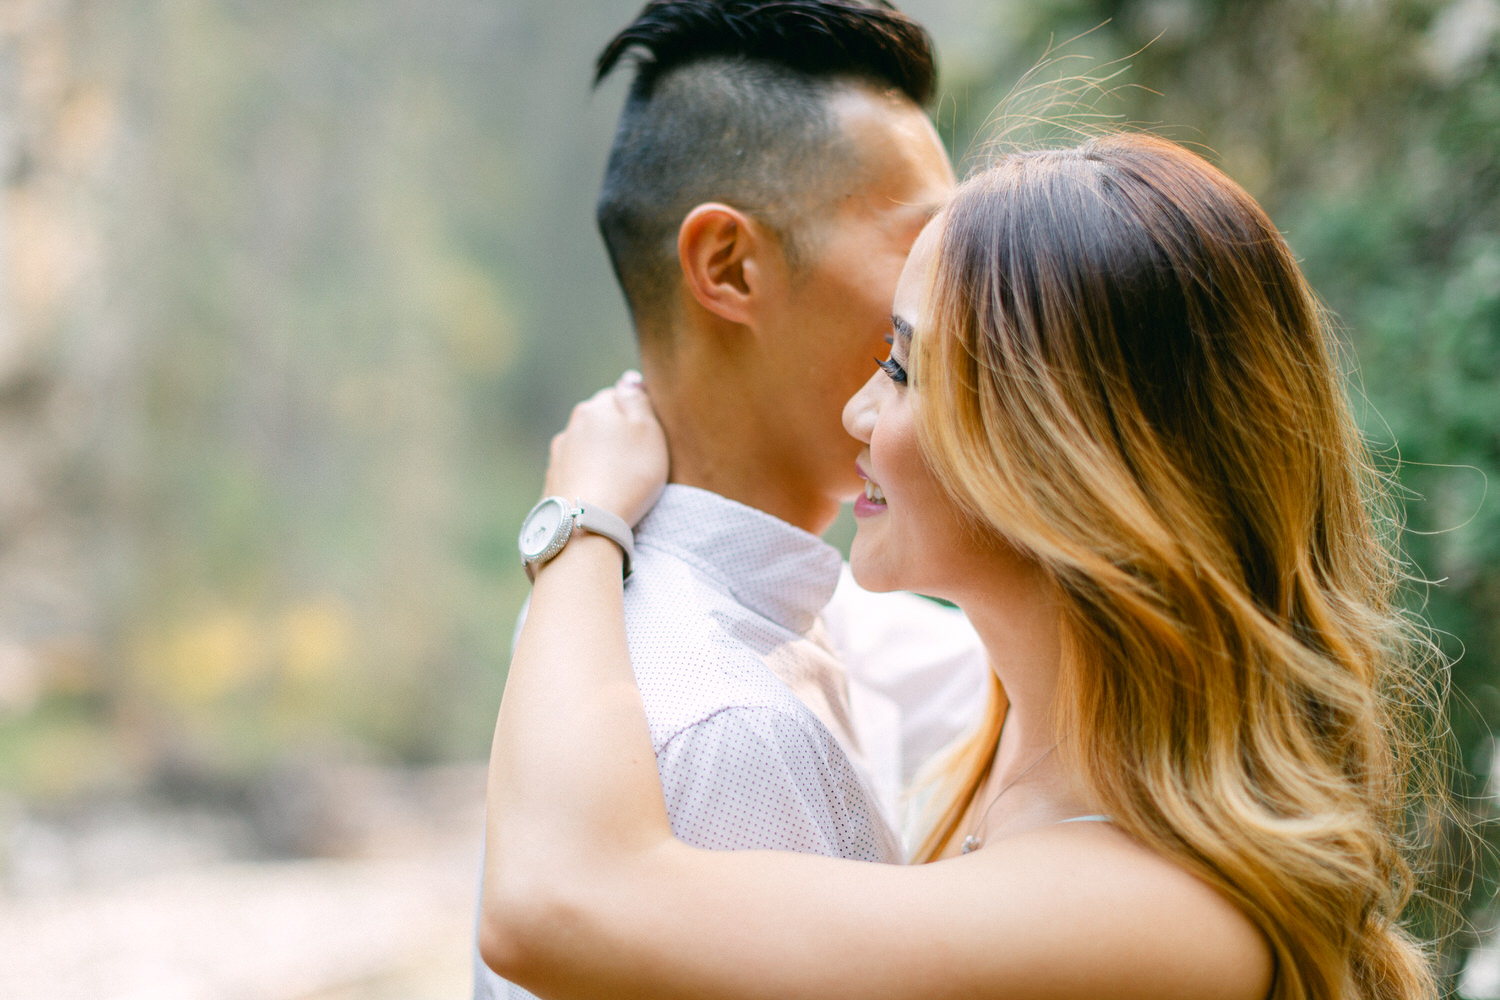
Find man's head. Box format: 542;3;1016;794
595;0;955;531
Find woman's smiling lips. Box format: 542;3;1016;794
853;462;887;517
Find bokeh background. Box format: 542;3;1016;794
0;0;1496;996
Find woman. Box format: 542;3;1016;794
482;133;1445;1000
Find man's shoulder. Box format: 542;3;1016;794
621;546;823;749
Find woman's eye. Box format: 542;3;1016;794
876;356;908;385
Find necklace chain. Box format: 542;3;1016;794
959;743;1059;855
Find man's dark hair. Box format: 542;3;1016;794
593;0;937;332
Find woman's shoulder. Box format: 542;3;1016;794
968;819;1274;1000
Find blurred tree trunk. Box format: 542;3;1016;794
0;0;135;744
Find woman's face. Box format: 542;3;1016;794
841;217;983;598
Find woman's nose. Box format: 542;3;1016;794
842;372;879;443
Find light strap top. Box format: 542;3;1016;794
1058;814;1112;824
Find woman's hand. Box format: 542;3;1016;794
543;371;668;527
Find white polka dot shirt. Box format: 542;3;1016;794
475;485;989;999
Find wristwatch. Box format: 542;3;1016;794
518;496;635;582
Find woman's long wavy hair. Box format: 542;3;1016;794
908;133;1449;1000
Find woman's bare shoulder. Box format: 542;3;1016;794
963;820;1274;1000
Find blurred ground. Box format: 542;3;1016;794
0;762;485;1000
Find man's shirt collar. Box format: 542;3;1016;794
633;484;842;635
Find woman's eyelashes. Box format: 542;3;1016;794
876;355;908;385
881;319;913;386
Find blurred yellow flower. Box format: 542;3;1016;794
277;599;353;683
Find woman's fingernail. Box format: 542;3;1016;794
619;369;644;387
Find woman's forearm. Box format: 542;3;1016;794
482;531;673;973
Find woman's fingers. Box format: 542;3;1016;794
614;371;654;419
540;374;670;526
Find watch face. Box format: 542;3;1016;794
519;498;567;560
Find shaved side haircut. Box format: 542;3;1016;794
594;0;937;335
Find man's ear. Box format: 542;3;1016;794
677;203;782;327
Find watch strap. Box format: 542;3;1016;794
573;501;634;578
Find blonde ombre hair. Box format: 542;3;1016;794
908;134;1448;999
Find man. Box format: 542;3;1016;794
478;2;987;994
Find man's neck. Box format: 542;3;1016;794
665;450;839;536
645;362;839;536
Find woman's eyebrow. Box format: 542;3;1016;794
891;315;915;343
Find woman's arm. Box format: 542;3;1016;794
482;379;1271;1000
483;376;674;964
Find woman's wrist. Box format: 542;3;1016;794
532;531;627;582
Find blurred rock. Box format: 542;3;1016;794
0;762;486;999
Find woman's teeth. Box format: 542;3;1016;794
864;480;886;504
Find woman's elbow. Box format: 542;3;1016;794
478;906;531;981
479;860;574;982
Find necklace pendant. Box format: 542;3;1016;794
960;835;981;854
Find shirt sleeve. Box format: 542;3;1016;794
656;705;900;862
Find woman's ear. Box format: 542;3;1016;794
677;203;781;327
